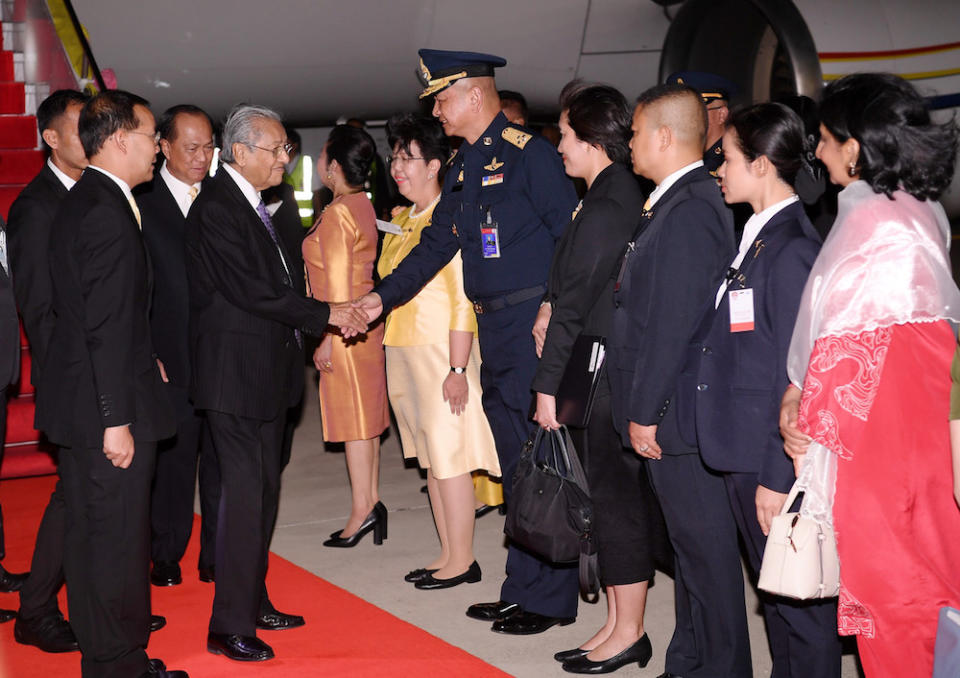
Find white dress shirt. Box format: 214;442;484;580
159;161;201;218
47;158;77;190
647;160;704;209
221;163;291;277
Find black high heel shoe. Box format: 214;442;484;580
561;633;652;674
323;503;388;547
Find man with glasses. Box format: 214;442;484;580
666;71;738;177
186;104;367;662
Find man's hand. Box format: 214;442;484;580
313;336;333;374
442;371;468;415
328;302;369;338
103;424;135;469
533;392;561;430
532;303;551;358
629;422;661;459
352;293;383;324
779;384;811;466
756;484;788;536
156;358;169;383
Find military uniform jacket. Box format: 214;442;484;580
376;112;576;310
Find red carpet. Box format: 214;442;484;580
0;475;511;678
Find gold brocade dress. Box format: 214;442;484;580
303;192;389;442
377;202;500;479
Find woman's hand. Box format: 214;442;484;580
779;384;811;474
629;422;661;459
532;302;551;358
756;484;789;536
533;392;561;430
313;336;333;374
442;371;468;415
328;301;369;337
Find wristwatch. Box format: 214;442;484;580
450;366;466;374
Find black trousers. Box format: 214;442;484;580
150;410;204;564
205;410;284;636
18;472;67;621
724;472;842;678
60;441;156;678
646;452;752;678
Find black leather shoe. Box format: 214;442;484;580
466;600;521;622
14;613;79;652
198;566;215;583
562;634;652;674
323;504;387;547
655;673;683;678
150;615;166;632
207;632;274;661
0;609;16;623
474;504;498;518
142;657;189;677
554;648;590;662
256;609;305;630
492;610;576;635
415;561;481;590
150;561;182;587
403;567;437;583
0;564;29;593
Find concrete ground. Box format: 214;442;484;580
250;369;864;677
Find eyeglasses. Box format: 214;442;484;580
248;142;295;159
388;155;425;164
129;130;160;143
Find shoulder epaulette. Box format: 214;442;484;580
445;148;458;167
501;127;531;149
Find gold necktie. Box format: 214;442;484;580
128;197;142;228
643;197;652;212
188;186;198;203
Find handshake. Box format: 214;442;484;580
327;293;384;338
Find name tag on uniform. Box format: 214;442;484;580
481;173;503;187
481;225;500;258
729;288;755;332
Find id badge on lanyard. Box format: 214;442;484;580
481;207;500;259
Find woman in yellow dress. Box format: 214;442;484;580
380;113;500;589
304;125;390;547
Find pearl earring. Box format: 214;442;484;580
427;173;434;179
847;162;857;178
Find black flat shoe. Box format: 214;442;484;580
415;561;481;590
14;613;79;652
198;566;215;583
323;505;387;547
141;657;189;677
554;648;590;662
466;600;521;622
150;615;166;633
207;632;274;661
151;561;182;587
562;634;652;674
492;610;576;635
403;567;437;583
0;564;29;593
0;609;16;623
256;609;305;630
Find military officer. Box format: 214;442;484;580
666;71;738;176
356;49;580;635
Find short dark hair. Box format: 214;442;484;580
36;89;89;151
636;83;707;147
559;81;631;165
325;124;376;188
386;112;450;170
819;72;959;201
499;90;528;121
285;126;301;150
157;104;213;142
727;102;807;187
79;89;150;158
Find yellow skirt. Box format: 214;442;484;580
385;342;500;480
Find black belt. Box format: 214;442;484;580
472;284;547;315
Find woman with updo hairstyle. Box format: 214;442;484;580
304;124;390;548
779;73;960;677
531;81;666;674
684;101;841;678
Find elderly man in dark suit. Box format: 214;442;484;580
187;103;366;662
36;89;186;678
608;83;750;678
136;104;217;588
6;88;89;653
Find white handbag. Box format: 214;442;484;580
758;481;840;600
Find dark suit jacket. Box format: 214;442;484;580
531;163;644;395
0;217;19;390
35;169;175;448
608;166;735;453
6;163;68;380
678;200;821;492
186;168;330;421
261;181;306;294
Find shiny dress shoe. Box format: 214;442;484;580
554;648;590;662
403;567;437;583
655;673;683;678
0;609;16;623
150;614;166;632
198;565;215;583
150;561;182;587
0;564;29;593
415;561;481;590
207;632;274;661
323;504;387;547
14;613;79;652
562;633;652;674
492;610;576;635
256;609;305;630
466;599;522;622
141;657;189;677
474;504;498;518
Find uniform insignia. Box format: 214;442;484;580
482;173;504;187
482;136;493;146
484;157;504;171
501;127;531;149
571;200;583;220
445;149;458;167
452;224;458;236
457;169;464;182
714;146;722;154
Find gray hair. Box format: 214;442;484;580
220;103;282;163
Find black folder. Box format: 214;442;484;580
556;335;606;428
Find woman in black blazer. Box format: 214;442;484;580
531;82;663;675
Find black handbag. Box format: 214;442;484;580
504;426;599;599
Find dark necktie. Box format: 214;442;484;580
255;200;302;347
